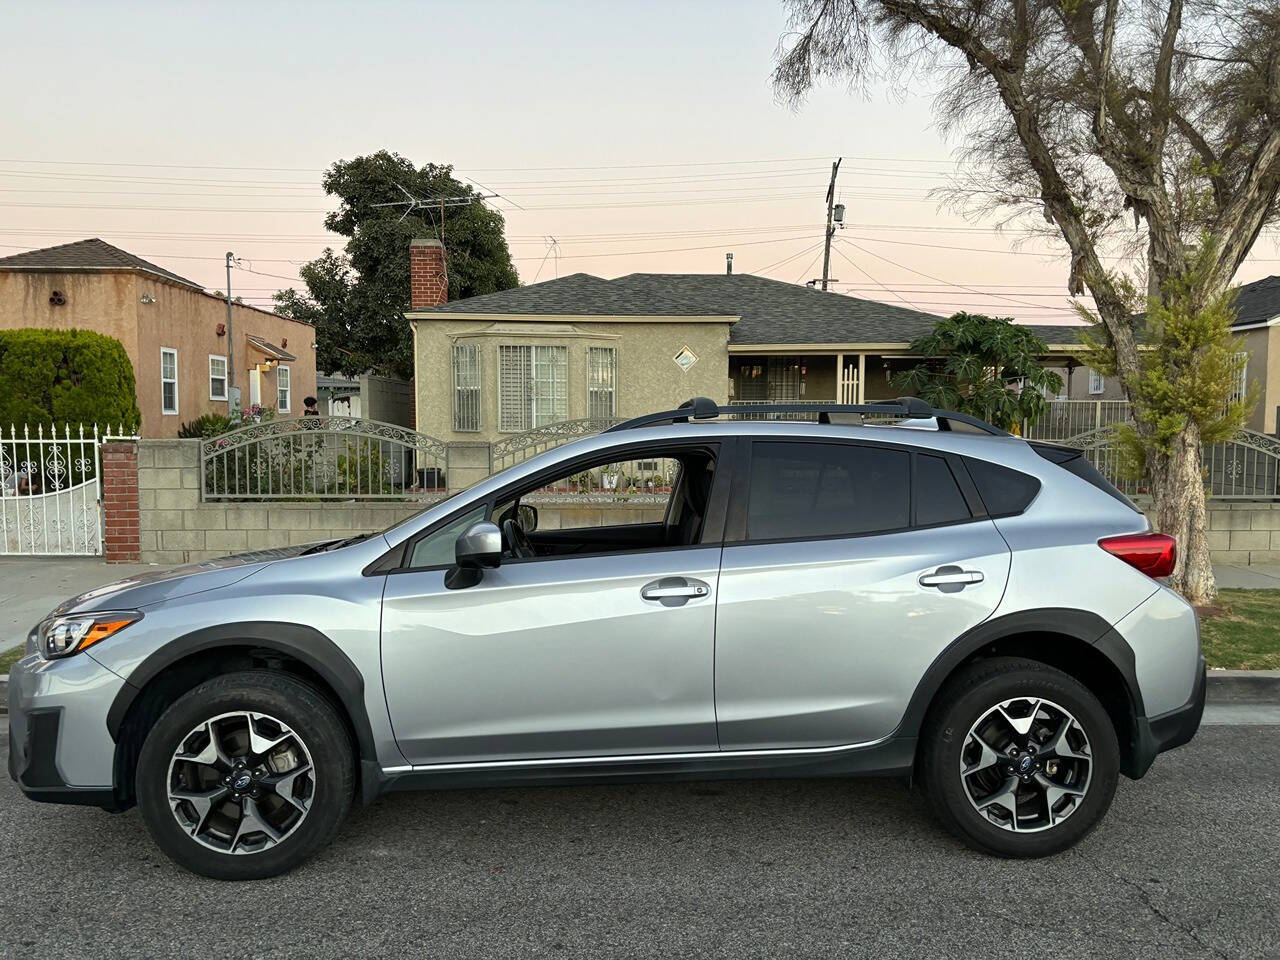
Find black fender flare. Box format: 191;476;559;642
894;607;1144;742
105;621;378;769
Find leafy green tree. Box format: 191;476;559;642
892;313;1063;431
275;151;519;380
773;0;1280;603
0;329;139;429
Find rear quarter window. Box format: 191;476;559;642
963;457;1041;517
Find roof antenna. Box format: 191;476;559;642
726;252;733;275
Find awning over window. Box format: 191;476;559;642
246;334;296;362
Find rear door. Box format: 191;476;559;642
713;439;1010;750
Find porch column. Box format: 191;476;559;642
857;353;866;403
835;352;843;402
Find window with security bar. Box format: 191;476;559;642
452;344;481;431
1229;351;1248;404
499;345;568;431
587;347;617;419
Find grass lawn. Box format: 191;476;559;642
1;643;24;675
1200;589;1280;670
0;589;1274;676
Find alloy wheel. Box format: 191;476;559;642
960;696;1093;833
166;711;315;855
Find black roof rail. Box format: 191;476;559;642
603;396;1009;436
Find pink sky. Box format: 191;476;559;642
1;0;1275;326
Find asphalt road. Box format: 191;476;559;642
3;720;1278;960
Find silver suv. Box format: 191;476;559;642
9;398;1205;879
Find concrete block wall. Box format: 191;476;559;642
1203;501;1280;565
137;440;425;564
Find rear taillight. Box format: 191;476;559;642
1098;533;1177;578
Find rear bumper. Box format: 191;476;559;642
1126;656;1206;779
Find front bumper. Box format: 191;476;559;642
1126;655;1207;779
8;650;128;809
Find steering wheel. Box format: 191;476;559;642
502;517;535;559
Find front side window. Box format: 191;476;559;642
161;347;178;414
277;365;291;412
452;343;481;431
209;355;227;401
499;344;568;431
407;504;487;569
587;346;617;419
746;441;910;541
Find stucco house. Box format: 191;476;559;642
404;238;1095;444
0;239;316;436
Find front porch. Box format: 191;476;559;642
727;350;920;405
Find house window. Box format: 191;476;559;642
276;365;291;412
499;345;568;432
209;355;228;401
1088;368;1105;395
1230;351;1249;404
161;348;178;414
452;344;481;432
587;347;617;419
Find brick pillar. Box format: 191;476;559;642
409;238;448;308
101;442;141;563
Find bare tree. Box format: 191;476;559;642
775;0;1280;603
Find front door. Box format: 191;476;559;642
381;547;722;764
248;367;262;407
713;439;1011;750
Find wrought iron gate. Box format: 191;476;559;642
0;424;109;555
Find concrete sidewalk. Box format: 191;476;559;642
1;557;155;650
2;557;1279;652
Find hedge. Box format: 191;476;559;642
0;328;140;429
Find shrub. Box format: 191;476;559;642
0;328;140;429
178;413;234;438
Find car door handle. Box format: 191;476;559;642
919;566;985;589
641;577;710;606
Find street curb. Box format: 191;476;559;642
2;670;1279;717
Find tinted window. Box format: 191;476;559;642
747;442;910;540
408;505;487;568
964;458;1041;517
916;454;972;526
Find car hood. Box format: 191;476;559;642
49;544;319;617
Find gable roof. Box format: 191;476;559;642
1233;275;1280;327
0;238;202;289
409;272;728;318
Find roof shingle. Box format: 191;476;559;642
0;238;201;289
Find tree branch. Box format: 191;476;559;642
1209;122;1280;293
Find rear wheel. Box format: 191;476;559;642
136;670;354;880
919;657;1119;857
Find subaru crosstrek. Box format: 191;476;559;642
8;398;1206;879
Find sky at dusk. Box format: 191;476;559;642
2;0;1277;326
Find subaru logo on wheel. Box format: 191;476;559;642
233;773;252;791
1018;755;1034;775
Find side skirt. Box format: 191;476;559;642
377;737;917;795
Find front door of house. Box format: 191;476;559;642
248;368;262;407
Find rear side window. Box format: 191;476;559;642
916;455;972;526
746;442;910;540
963;458;1041;517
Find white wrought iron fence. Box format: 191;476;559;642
0;423;125;555
1023;400;1132;440
200;416;448;500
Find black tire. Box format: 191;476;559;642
136;670;354;880
919;656;1120;858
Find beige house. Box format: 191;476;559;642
0;239;316;436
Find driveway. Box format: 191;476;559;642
2;715;1277;959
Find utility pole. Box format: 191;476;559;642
225;251;236;406
821;157;842;292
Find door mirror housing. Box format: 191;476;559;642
445;520;502;589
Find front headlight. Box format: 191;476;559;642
39;611;141;660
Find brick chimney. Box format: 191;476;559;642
409;238;448;308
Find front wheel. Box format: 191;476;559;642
919;657;1120;857
136;670;354;880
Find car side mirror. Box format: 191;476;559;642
444;520;502;589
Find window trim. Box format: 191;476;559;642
160;347;179;415
497;343;569;433
208;354;228;402
587;345;618;419
724;436;988;548
1088;368;1105;395
386;438;731;574
1230;351;1248;404
276;364;291;413
452;342;482;432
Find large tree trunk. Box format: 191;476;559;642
1148;421;1215;605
